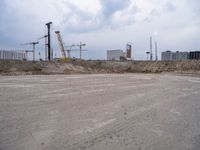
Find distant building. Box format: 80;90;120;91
0;50;27;61
189;51;200;60
162;51;173;61
107;50;126;61
162;51;189;61
174;51;189;60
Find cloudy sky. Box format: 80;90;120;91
0;0;200;60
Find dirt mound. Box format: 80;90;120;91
71;60;200;73
0;60;200;75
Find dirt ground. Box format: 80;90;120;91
0;74;200;150
0;60;200;75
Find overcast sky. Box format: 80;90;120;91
0;0;200;60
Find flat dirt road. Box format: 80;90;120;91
0;74;200;150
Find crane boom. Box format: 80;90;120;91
55;31;67;59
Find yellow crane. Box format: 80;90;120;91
55;31;68;61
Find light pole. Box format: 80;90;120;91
155;42;158;61
146;52;150;60
150;36;153;61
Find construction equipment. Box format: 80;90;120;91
55;31;67;60
65;45;88;59
38;35;48;60
72;42;86;59
21;42;39;61
46;22;52;61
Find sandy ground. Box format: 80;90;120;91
0;74;200;150
1;60;200;75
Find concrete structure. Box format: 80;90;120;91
162;51;189;61
126;44;132;59
107;50;126;61
189;51;200;60
0;50;27;60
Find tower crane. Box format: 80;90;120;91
21;41;39;61
55;31;67;59
71;42;86;59
38;35;48;60
64;45;87;59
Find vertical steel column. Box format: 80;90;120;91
80;42;82;59
46;22;52;61
150;36;153;61
155;42;158;61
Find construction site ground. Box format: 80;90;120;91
0;73;200;150
0;60;200;75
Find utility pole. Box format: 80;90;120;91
150;36;153;61
155;42;158;61
146;52;150;61
46;22;52;61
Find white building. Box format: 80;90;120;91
162;51;189;61
107;50;126;61
0;50;27;60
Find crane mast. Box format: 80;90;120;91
55;31;67;59
21;42;39;61
38;35;48;60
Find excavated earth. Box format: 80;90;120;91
0;60;200;75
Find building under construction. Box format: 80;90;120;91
0;50;27;61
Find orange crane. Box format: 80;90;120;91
55;31;67;60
